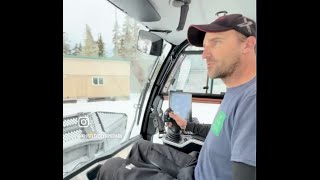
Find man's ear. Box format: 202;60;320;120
243;36;256;54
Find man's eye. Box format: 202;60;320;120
211;41;220;46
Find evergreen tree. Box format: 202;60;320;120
112;8;120;57
72;43;80;56
97;33;105;57
118;16;135;58
63;32;71;55
82;24;99;56
118;17;146;86
78;43;82;53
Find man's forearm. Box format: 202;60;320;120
232;162;256;180
185;122;211;138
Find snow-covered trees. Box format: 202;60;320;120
82;24;99;56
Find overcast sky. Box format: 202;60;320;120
63;0;126;55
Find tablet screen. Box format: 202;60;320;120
169;91;192;122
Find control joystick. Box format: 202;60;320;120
163;107;181;142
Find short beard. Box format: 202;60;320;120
211;56;240;79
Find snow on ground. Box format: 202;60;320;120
63;93;141;117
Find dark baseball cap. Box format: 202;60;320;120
187;14;256;47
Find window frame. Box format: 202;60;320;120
164;49;226;96
92;76;104;86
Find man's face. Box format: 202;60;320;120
202;30;244;79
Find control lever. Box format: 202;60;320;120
163;107;181;142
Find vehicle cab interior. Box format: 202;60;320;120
63;0;255;179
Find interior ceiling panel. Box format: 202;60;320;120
109;0;256;45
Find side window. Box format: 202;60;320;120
161;45;226;124
171;55;208;93
209;78;226;95
166;54;227;95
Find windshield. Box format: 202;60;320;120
63;0;170;177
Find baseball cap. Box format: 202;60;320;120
187;14;256;47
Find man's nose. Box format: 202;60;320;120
202;48;210;60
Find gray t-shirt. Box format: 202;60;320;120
195;77;256;180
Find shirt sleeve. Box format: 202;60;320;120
186;122;211;138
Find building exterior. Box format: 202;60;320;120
63;56;130;101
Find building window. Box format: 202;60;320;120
92;77;104;86
99;78;103;85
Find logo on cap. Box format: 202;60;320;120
237;17;253;34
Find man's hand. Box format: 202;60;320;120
169;112;187;130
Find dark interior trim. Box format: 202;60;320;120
63;135;143;180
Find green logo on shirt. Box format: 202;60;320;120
211;111;226;136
